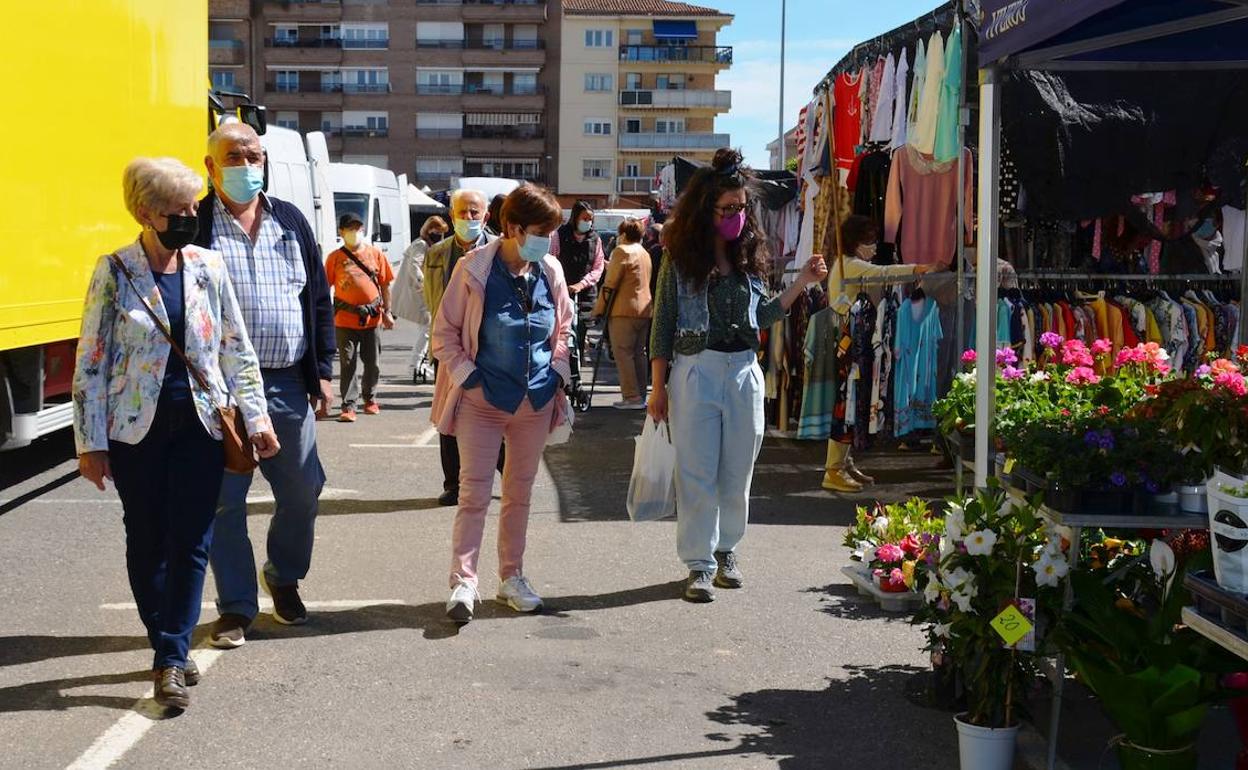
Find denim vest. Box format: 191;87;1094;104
674;270;766;351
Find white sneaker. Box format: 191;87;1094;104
446;579;478;623
497;575;543;613
612;399;646;410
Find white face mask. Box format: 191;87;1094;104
343;229;363;248
856;243;877;261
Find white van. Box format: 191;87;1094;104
329;163;411;270
259;126;336;256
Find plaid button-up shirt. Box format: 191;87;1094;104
210;195;308;369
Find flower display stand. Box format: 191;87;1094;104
840;566;923;613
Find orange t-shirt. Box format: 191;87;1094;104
325;244;394;329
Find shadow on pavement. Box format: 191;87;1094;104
525;665;944;770
802;583;914;623
0;669;150;714
0;431;78;495
544;580;684;615
246;498;447;517
0;634;152;667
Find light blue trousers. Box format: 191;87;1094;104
669;349;764;572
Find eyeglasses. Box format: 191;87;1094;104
715;204;748;216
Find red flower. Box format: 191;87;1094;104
1098;405;1110;415
899;533;922;559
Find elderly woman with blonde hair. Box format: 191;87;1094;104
72;156;278;711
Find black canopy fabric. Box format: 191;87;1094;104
975;0;1122;66
671;156;798;210
817;2;957;87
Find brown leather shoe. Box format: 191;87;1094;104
184;657;200;686
153;666;189;710
822;468;864;493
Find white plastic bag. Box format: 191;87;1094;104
626;416;676;522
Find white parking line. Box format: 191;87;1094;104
350;425;438;450
65;648;224;770
100;599;405;611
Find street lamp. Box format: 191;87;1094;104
777;0;786;169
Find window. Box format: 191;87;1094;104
626;29;644;45
418;68;463;94
342;154;389;168
466;158;539;178
582;159;612;180
416;157;464;177
482;24;505;49
274;70;298;92
584;29;614;48
343;111;389;136
656;118;685;134
273;25;297;45
319;25;340;42
624;161;640;177
583;119;612;136
417;21;464;47
275;111;300;130
212;70;237;90
513;24;538;49
343;69;388;93
342;24;388;49
657;73;686;90
624;119;641;134
320;112;343;134
417;112;463;138
584;73;613;92
625;72;642;90
512;72;537;95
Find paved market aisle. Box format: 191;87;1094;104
0;323;1019;769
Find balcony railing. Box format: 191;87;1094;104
415;128;464;139
416;83;544;96
210;39;244;49
342;126;389;137
618;132;730;150
267;81;390;93
462;125;544;140
416;39;464;48
618;45;733;65
619;89;731;110
342;82;390;93
617;176;655;194
266;37;343;48
342;39;389;49
463;39;544;50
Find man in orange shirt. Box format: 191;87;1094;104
325;212;394;422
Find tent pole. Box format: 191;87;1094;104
974;66;1001;488
954;0;968;496
1240;155;1248;344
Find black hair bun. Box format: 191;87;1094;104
712;147;744;172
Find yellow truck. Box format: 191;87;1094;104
0;1;207;449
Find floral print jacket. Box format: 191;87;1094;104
72;240;271;454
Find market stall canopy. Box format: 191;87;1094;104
976;0;1248;70
407;184;445;210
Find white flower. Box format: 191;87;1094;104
944;506;966;544
952;589;976;613
1150;539;1177;598
964;529;998;557
934;622;953;639
1033;552;1069;588
924;577;943;604
939;536;956;559
1030;371;1051;383
957;372;976;386
944;567;972;591
870;516;890;538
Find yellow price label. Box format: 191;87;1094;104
1003;457;1016;475
990;604;1033;647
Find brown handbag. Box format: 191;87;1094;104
109;253;258;474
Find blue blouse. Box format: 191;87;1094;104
154;267;191;402
464;255;560;413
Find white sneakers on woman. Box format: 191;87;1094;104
446;575;543;623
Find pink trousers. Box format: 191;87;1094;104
449;387;553;588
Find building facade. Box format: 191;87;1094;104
767;126;798;171
209;0;553;190
555;0;731;208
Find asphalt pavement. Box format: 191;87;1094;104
0;321;1235;769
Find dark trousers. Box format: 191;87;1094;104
336;326;380;410
432;359;504;491
110;396;224;669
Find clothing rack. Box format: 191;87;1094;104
814;1;959;88
1015;272;1239;283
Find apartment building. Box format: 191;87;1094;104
555;0;731;208
209;0;552;189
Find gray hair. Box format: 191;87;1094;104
449;188;486;210
122;157;203;223
207;122;261;160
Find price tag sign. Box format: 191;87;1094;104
990;604;1034;648
1003;457;1016;475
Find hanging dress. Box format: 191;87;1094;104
893;295;943;437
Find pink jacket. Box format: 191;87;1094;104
430;238;575;436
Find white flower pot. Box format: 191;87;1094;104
955;714;1018;770
1207;468;1248;593
1177;484;1208;514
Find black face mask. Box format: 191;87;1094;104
427;231;445;245
156;214;198;250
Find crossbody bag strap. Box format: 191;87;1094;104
108;251;215;396
343;247;382;294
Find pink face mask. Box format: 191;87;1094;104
716;210;746;242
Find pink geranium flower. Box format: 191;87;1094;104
1039;332;1063;350
1060;340;1094;368
996;347;1018;367
961;349;978;365
1066;367;1102;386
1215;371;1248;397
874;543;905;564
1002;365;1024;381
1091;339;1113;356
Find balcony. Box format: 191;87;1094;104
619;89;731;111
417;83;542;96
416;39;465;49
618;132;730;150
464;39;544;50
262;0;344;21
342;39;389;49
265;82;344;108
211;0;250;17
461;0;546;22
265;38;342;48
209;39;245;65
617;176;655;194
461;125;545;156
342;126;389;137
462;125;543;140
462;39;545;66
619;45;733;66
415;128;464;139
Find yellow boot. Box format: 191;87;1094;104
822;441;863;492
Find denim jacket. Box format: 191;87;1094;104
674;270;766;350
650;254;776;360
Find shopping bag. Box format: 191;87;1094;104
626;416;676;522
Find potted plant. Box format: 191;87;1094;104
1056;535;1239;769
915;484;1070;769
933;353;979;461
842;499;943;582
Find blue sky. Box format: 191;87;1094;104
715;0;937;168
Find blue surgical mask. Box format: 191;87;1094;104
454;218;483;243
519;232;551;262
219;165;264;204
577;220;593;234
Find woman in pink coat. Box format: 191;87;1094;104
430;183;574;623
